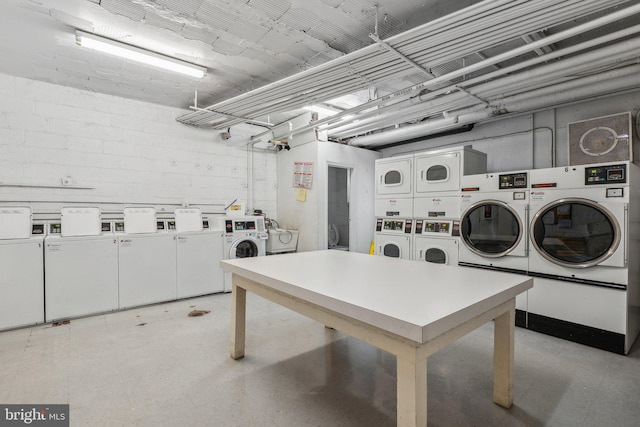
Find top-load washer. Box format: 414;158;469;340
375;153;414;218
223;216;268;291
526;161;639;354
175;208;224;298
44;207;119;321
459;170;530;274
0;207;45;330
118;207;177;308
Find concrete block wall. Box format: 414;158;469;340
0;73;277;217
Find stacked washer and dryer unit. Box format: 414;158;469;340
374;147;487;262
374;154;414;260
413;147;487;266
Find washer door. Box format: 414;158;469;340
460;200;523;258
230;238;259;259
530;198;621;268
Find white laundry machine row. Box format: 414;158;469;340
44;207;119;322
458;170;530;324
526;161;640;354
223;216;268;292
374;217;413;260
0;207;45;331
175;208;224;298
117;207;178;309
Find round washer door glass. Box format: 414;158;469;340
383;243;400;258
531;199;620;267
233;239;259;258
461;201;522;257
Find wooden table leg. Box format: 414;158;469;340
231;280;247;360
493;298;515;408
397;353;427;427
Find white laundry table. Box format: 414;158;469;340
220;250;532;427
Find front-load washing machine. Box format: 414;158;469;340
44;207;119;321
118;207;177;309
374;217;413;260
413;219;459;265
375;154;414;218
0;207;45;330
527;161;639;354
223;216;268;292
175;208;224;298
459;170;530;274
458;170;530;319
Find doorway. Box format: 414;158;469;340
328;166;351;250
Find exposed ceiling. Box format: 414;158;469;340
2;0;640;148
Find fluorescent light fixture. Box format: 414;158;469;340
75;30;206;78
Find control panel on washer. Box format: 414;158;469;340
414;219;460;237
499;172;528;189
225;217;267;239
375;218;412;233
585;163;626;185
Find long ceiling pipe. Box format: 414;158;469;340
267;4;640;142
334;38;640;138
325;24;640;136
178;0;627;128
348;65;640;147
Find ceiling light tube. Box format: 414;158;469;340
75;30;206;78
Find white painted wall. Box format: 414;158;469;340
0;73;277;217
276;138;380;254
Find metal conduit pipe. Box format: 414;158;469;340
327;25;640;134
395;0;601;55
349;48;640;138
418;25;640;103
179;0;623;126
177;0;513;122
402;0;609;59
498;65;640;111
348;65;640;147
251;0;640;141
192;7;628;130
329;94;472;138
473;42;640;97
261;23;640;140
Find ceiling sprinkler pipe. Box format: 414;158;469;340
348;110;493;147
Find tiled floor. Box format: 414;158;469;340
1;292;639;426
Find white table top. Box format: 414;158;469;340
220;250;532;343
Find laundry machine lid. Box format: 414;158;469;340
460;200;523;258
530;198;620;268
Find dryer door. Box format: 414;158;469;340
375;158;412;196
415;237;458;265
230;237;259;259
460;200;525;258
530;198;622;268
414;152;460;194
375;234;411;260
